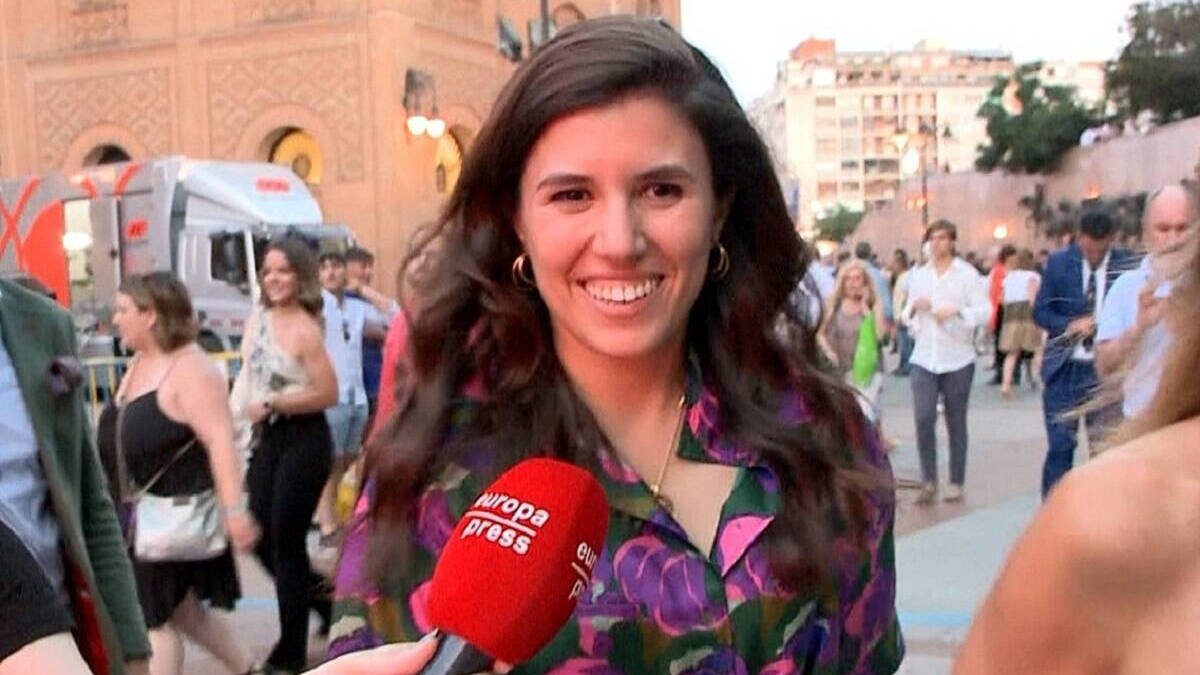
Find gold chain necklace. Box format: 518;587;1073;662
648;394;687;514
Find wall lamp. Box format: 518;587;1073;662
404;68;446;139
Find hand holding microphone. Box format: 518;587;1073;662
420;457;610;675
312;457;606;675
308;633;512;675
305;636;439;675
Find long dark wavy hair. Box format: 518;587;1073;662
367;16;885;593
259;236;323;320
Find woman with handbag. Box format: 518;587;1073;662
233;237;338;675
101;272;259;675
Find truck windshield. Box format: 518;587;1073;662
249;231;351;274
211;232;250;293
210;229;349;295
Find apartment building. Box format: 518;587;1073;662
752;38;1013;233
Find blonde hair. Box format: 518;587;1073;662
829;259;878;312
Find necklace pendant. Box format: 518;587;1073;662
650;485;674;513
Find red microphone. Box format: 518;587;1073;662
421;457;610;674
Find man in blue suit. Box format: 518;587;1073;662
1033;211;1133;497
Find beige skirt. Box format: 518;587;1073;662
1000;301;1043;353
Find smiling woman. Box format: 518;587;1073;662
331;16;903;673
515;94;719;365
231;239;339;673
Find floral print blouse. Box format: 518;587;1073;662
328;375;903;674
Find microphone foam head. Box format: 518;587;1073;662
427;457;609;664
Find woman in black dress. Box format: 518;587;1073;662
101;272;259;675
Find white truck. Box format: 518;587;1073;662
0;156;353;354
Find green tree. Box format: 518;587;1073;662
1107;1;1200;122
813;204;865;242
975;62;1101;174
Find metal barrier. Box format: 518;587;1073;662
82;352;242;428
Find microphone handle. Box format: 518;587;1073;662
420;632;496;675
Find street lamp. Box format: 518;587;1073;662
403;68;446;140
893;126;930;229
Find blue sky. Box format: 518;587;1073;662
680;0;1135;103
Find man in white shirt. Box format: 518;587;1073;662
1095;185;1195;419
1033;211;1134;496
316;252;372;543
901;221;991;504
344;247;398;416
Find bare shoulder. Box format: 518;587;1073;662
1046;419;1200;585
170;346;226;389
292;312;326;349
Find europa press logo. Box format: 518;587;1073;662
569;541;599;601
460;490;601;600
461;491;550;555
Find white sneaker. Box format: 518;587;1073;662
943;484;964;502
916;482;937;505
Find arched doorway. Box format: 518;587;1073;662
83;144;131;166
434;128;466;195
266;128;324;185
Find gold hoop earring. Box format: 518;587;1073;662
708;243;730;280
511;252;536;290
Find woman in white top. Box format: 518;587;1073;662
999;249;1042;396
234;237;338;674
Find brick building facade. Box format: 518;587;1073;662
0;0;679;288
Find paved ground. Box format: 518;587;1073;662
186;356;1061;674
885;357;1048;674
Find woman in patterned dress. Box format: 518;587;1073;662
328;17;902;674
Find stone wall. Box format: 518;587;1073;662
853;116;1200;258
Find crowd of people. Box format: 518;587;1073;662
0;235;403;674
1;14;1198;675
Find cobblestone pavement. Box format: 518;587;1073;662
186;357;1059;674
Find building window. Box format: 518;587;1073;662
83;144;131;165
841;159;860;171
815;96;836;108
268;128;323;185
